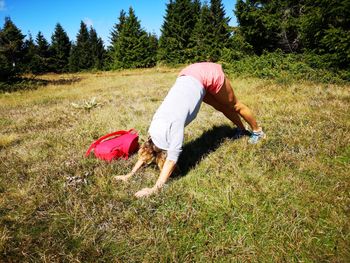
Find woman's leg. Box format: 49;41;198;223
203;92;246;130
204;77;261;132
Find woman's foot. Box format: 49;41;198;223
248;130;266;144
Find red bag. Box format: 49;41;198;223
85;129;139;161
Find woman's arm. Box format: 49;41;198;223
135;159;176;198
114;159;144;182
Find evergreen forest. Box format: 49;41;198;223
0;0;349;88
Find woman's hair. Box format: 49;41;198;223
138;138;167;170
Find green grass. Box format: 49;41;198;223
0;68;349;262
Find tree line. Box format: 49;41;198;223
0;0;349;82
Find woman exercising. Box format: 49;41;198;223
115;62;265;198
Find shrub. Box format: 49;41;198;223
225;51;349;84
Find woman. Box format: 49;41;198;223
115;62;265;198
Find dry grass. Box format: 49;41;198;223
0;67;349;262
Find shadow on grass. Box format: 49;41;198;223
0;76;82;93
176;124;243;178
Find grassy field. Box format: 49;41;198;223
0;67;349;262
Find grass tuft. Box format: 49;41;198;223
71;97;102;111
0;133;19;148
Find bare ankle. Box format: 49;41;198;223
253;127;262;133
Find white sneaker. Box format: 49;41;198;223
248;130;266;144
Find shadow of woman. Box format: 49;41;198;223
175;125;244;178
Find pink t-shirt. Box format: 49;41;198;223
179;62;225;94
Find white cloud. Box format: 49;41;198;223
83;17;93;28
0;0;6;11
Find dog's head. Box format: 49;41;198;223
138;137;167;170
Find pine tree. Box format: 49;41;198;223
105;10;127;68
140;32;158;68
209;0;231;60
0;17;25;80
68;43;78;72
69;21;91;72
235;0;278;54
147;33;159;66
189;3;214;61
23;33;38;74
35;31;51;73
114;7;140;68
221;27;254;62
109;10;127;51
50;23;71;72
300;0;350;68
89;27;105;70
158;0;199;64
192;0;201;19
235;0;303;54
37;32;50;58
112;7;157;69
187;0;231;62
157;0;177;63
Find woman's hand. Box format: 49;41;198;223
114;159;145;183
135;159;176;198
114;174;131;182
135;187;157;198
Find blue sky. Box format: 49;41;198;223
0;0;237;46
